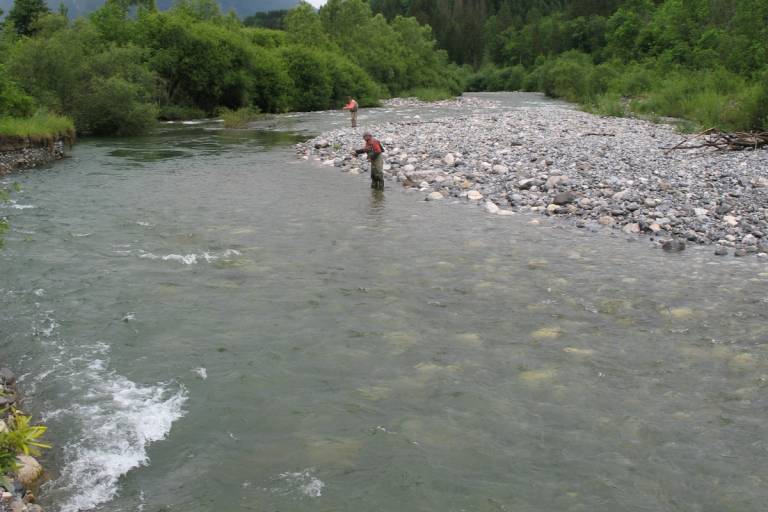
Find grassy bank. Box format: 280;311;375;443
0;112;76;144
469;56;768;132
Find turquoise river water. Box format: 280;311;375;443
1;93;767;512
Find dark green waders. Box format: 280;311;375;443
370;153;384;190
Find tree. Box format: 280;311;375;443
8;0;50;36
284;2;332;48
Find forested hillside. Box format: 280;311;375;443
0;0;300;19
0;0;461;136
369;0;768;131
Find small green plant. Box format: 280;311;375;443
5;413;51;457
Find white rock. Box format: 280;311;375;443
443;153;455;166
322;159;335;166
545;175;569;189
612;189;630;201
622;223;640;234
598;216;616;226
484;201;500;214
742;234;757;246
426;192;444;201
723;215;739;226
419;181;429;189
467;190;483;201
403;164;415;172
496;209;515;216
15;455;43;487
693;208;708;216
492;164;509;174
480;161;492;169
546;204;560;213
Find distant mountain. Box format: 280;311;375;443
0;0;301;19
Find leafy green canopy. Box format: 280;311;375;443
438;0;767;131
0;0;462;136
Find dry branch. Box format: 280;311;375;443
664;128;768;152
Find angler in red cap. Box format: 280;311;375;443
354;132;385;190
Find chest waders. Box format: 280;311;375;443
370;153;384;190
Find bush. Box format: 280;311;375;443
280;46;332;111
75;76;157;136
158;104;207;121
589;92;627;117
0;67;35;118
220;106;264;128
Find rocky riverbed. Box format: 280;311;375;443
297;96;768;258
0;140;67;176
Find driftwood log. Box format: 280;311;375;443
665;128;768;152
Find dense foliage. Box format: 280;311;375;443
0;0;460;136
369;0;768;131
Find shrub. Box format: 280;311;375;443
0;67;35;118
158;104;207;121
280;46;333;111
220;106;264;128
75;76;157;136
590;92;627;117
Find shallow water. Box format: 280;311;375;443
1;93;767;512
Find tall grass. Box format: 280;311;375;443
220;107;267;128
519;55;768;131
0;111;76;143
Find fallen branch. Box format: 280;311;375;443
664;129;768;152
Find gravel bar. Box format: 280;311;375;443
297;97;768;259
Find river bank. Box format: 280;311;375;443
0;368;46;512
298;95;768;258
0;139;68;176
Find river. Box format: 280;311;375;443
1;93;766;512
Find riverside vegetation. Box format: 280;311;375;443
0;367;50;512
0;0;462;138
370;0;768;133
0;0;766;139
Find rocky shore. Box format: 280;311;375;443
0;140;67;176
297;96;768;258
0;368;47;512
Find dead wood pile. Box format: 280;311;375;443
665;128;768;152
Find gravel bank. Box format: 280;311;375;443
297;96;768;258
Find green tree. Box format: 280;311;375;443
284;2;332;48
8;0;50;36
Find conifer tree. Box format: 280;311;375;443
8;0;50;35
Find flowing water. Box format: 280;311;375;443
1;93;767;512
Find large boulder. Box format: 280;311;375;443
15;455;43;488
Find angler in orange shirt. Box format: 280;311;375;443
343;96;358;127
